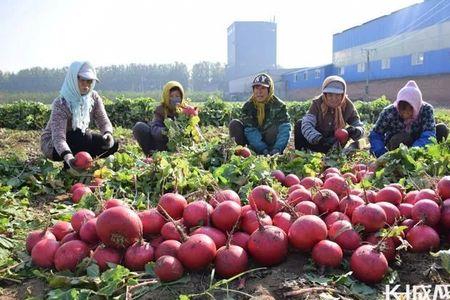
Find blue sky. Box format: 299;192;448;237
0;0;422;72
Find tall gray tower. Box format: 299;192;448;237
227;21;277;80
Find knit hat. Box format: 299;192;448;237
394;80;423;120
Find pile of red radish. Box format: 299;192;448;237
27;170;450;285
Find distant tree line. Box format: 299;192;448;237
0;61;226;93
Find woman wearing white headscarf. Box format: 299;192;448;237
40;61;118;173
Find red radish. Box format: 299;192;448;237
26;229;56;254
287;188;312;206
54;240;90;271
273;212;295;235
241;205;252;216
398;203;414;219
300;177;323;189
79;218;99;244
288;184;303;194
150;235;165;249
288;215;327;251
155;240;181;259
375;187;402;206
294;201;319;216
339;194;364;218
248;225;288;266
70;183;85;194
356;170;367;183
249;185;279;215
210;190;241;207
312;240;343;267
124;240;154;271
181;105;199;117
324;173;341;181
352;204;387;232
139;209;166;235
404;191;419;204
235;146;251;158
411;199;440;226
322;167;341;177
387;183;406;197
328;220;361;251
401;219;417;235
343;173;358;184
437;176;450;199
406;225;440;252
441;199;450;229
375;202;401;226
61;232;79;244
215;244;248;278
72;186;92;203
350;245;388;283
359;190;377;203
50;221;74;241
178;234;216;270
271;170;285;185
89;177;103;191
366;234;396;262
71;209;96;233
324;212;350;228
284;174;301;187
241;210;272;235
211;201;241;232
349;189;363;196
335;128;349;145
161;220;183;241
312;189;339;214
103;198;126;210
352;163;367;173
414;189;440;204
92;246;122;270
158;193;187;220
96;206;143;249
323;176;348;197
183;201;213;228
143;157;153;164
73;151;93;170
231;232;250;251
192;226;227;249
31;239;60;268
154;255;184;282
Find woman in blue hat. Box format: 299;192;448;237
40;61;118;174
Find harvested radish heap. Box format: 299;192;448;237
25;169;450;286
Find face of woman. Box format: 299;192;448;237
324;93;344;104
169;89;182;107
398;101;414;120
252;85;269;102
78;77;93;95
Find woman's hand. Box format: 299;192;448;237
102;133;114;149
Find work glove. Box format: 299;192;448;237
64;153;84;177
346;126;359;140
270;148;281;156
102;133;114;149
321;136;338;148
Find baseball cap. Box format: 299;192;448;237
78;63;99;81
252;74;271;88
323;81;344;94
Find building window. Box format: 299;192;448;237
411;52;424;65
357;63;365;73
294;73;299;82
381;58;391;70
339;67;345;75
315;69;321;79
303;72;308;80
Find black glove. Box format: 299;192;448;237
346;126;360;140
321;136;338;148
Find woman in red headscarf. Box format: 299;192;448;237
294;75;364;153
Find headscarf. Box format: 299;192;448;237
60;61;97;133
320;75;347;130
394;80;423;131
161;81;186;117
250;73;274;127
